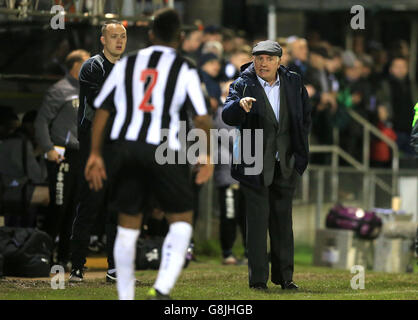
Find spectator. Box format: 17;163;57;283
305;46;337;163
181;26;203;65
203;25;223;43
199;53;222;113
287;37;309;77
34;49;90;270
379;57;415;156
338;53;373;161
277;38;290;67
223;46;252;80
222;28;237;60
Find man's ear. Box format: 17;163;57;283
100;36;105;46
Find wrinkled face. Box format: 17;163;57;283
390;58;408;80
101;24;127;58
253;54;280;83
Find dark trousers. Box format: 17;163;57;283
241;161;297;286
45;149;80;263
217;185;246;258
70;130;117;270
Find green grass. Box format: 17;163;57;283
0;245;416;300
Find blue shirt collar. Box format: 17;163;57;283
256;74;280;88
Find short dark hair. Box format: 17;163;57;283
151;8;181;43
65;49;89;71
101;20;124;36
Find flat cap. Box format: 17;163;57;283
252;40;282;57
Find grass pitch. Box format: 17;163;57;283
0;246;416;300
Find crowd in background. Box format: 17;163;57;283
180;24;417;167
0;21;417;265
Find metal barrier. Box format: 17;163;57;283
308;108;400;209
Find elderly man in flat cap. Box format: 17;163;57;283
222;40;312;290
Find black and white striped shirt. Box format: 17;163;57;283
94;45;208;150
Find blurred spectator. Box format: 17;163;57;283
222;28;237;60
181;26;203;65
305;46;338;163
223;45;252;80
390;39;410;60
277;38;290;67
352;34;366;57
199;53;222;112
377;57;415;156
369;42;389;82
337;52;375;161
202;40;224;59
233;30;249;48
203;25;223;43
370;106;397;167
287;37;309;77
35;49;90;269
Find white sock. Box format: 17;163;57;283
114;226;140;300
154;221;192;295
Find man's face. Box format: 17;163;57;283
183;30;203;52
390;58;408;80
253;54;280;83
292;39;308;62
101;24;127;57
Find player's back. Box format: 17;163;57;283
95;45;207;151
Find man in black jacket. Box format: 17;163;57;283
70;20;127;283
35;49;90;268
222;40;311;290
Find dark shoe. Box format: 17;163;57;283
147;288;171;300
69;268;84;283
281;281;299;290
106;271;117;283
250;283;268;291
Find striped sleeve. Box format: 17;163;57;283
94;57;127;110
185;67;208;116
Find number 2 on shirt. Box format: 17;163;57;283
139;69;158;112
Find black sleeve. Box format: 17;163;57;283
79;59;105;107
